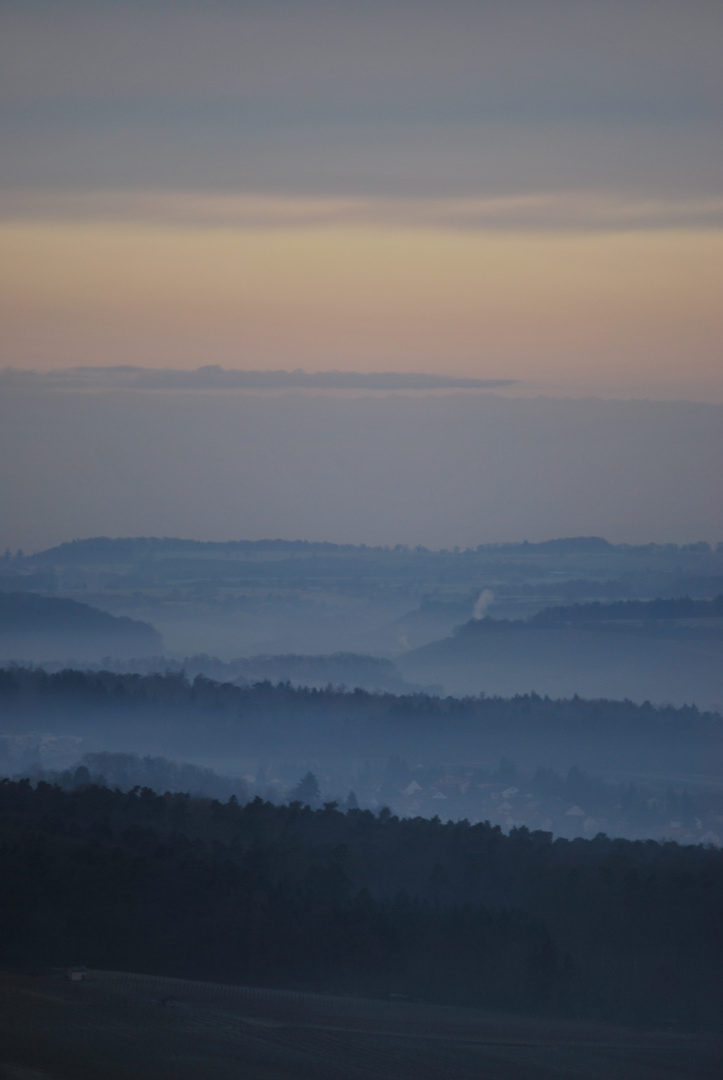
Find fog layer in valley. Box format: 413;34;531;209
3;536;721;710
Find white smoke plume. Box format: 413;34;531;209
472;589;495;620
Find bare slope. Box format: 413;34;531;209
1;970;720;1080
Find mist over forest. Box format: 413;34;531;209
1;535;722;851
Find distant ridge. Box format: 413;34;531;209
28;535;715;563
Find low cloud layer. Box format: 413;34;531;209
4;190;722;232
0;367;513;392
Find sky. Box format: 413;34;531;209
1;1;721;551
1;0;721;399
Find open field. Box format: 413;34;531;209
1;969;721;1080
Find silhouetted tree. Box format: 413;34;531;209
291;770;320;805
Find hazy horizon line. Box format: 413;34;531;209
24;534;720;560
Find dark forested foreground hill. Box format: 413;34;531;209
1;779;722;1034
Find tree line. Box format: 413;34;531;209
2;666;718;736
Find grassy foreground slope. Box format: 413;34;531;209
1;969;721;1080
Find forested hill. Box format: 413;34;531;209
532;596;723;624
0;594;162;660
401;597;723;706
1;667;721;781
1;778;721;1029
3;665;718;729
0;593;158;637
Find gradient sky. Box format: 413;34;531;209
1;0;722;399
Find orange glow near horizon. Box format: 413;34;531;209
1;220;721;397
